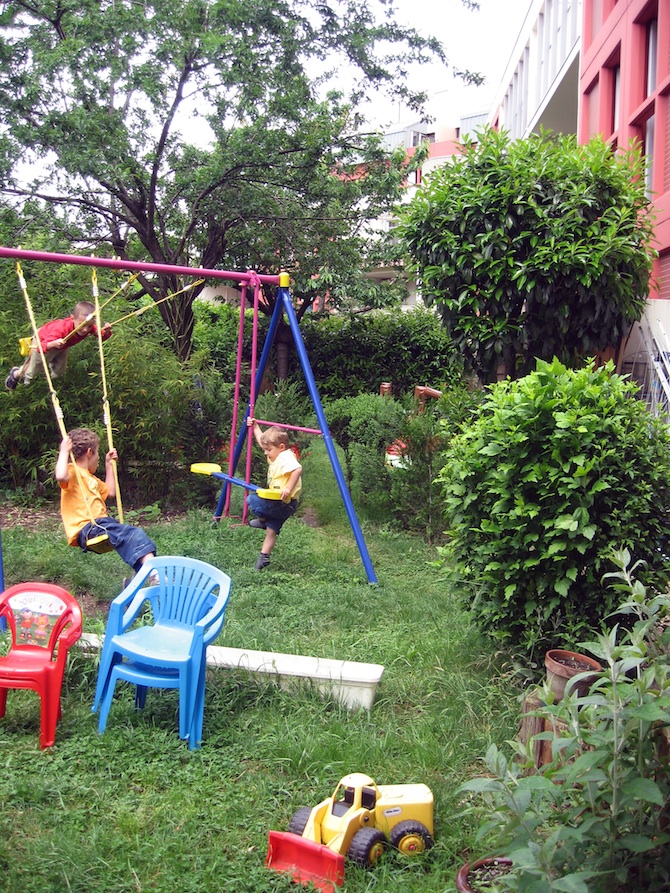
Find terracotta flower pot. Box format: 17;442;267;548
545;649;602;701
456;856;513;892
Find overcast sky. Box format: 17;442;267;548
363;0;533;128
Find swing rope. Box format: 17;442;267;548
15;261;112;551
87;271;205;525
91;268;123;524
105;278;204;331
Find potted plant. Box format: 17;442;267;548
544;647;602;700
455;856;513;892
457;551;670;892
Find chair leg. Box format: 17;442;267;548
93;651;121;713
98;668;120;734
0;687;7;719
39;691;60;749
178;667;193;740
135;685;148;710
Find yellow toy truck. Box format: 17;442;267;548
266;772;434;891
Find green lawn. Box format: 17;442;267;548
0;446;521;892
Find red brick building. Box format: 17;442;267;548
580;0;670;300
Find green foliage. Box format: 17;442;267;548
389;385;484;542
193;302;270;382
324;393;405;515
438;358;670;655
458;551;670;893
299;307;462;399
0;0;453;356
400;128;655;383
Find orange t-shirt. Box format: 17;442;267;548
59;464;110;545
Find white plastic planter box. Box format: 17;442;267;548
78;634;384;710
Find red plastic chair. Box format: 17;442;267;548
0;582;82;748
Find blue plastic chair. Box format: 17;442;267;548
92;557;231;749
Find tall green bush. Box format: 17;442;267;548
400;128;654;383
298;307;461;399
389;385;484;542
324;393;405;515
438;358;670;655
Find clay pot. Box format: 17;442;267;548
545;649;602;701
456;856;513;892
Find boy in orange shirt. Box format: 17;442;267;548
55;428;156;577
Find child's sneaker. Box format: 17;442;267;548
255;553;271;570
249;518;267;529
148;572;160;586
5;367;19;390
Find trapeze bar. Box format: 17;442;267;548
253;419;323;436
0;246;282;286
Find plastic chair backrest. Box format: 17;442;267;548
123;557;231;633
0;582;82;654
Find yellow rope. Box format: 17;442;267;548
92;267;124;523
107;278;204;329
15;261;103;536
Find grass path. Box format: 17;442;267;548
0;450;521;892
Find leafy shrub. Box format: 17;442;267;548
298;307;461;399
324;393;405;515
438;358;670;655
192;301;270;381
400;128;654;383
389;385;484;541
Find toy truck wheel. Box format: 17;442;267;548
389;820;434;855
287;807;313;836
347;828;386;867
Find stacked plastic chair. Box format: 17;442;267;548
0;582;82;748
92;557;231;749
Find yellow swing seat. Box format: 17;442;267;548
85;533;114;554
18;336;32;357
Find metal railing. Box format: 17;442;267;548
620;318;670;421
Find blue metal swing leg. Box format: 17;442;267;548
215;286;378;585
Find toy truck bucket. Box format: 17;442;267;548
266;831;345;893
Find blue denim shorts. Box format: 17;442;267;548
247;493;298;534
78;517;156;572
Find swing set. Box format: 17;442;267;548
14;260;202;554
1;246;378;584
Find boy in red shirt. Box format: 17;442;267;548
6;300;111;390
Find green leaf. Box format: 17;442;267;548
621;777;666;806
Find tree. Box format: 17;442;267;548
0;0;479;360
399;128;655;383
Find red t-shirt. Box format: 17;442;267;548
37;316;111;352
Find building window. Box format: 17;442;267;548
644;113;655;197
646;17;657;97
612;65;620;131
